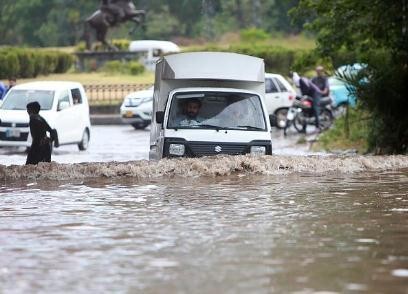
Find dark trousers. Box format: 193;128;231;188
312;95;320;128
26;139;51;165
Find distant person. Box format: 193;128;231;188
0;81;6;99
5;77;16;95
178;99;204;126
293;72;324;132
26;102;57;165
311;66;330;97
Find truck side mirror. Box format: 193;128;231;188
156;111;164;124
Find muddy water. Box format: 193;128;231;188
1;169;408;293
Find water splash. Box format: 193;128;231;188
1;155;407;182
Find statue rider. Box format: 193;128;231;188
100;0;126;25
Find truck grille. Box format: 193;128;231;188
189;142;247;156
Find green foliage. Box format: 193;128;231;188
128;61;145;75
90;39;131;52
240;28;270;43
100;60;145;76
0;0;302;47
291;0;408;154
3;52;20;78
347;55;408;154
187;43;322;74
0;48;74;79
55;53;75;73
317;108;369;153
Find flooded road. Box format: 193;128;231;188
1;171;408;293
0;125;320;166
1;125;408;293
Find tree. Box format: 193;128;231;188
291;0;408;153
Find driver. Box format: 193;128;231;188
178;99;204;127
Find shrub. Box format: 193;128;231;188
17;50;35;78
240;28;270;43
100;60;123;74
55;53;74;73
128;61;145;75
186;44;317;75
4;52;20;78
0;48;74;79
351;53;408;154
100;60;145;75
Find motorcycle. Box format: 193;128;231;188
284;95;334;135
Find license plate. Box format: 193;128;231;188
5;128;20;138
125;111;134;118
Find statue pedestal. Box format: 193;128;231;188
75;51;143;72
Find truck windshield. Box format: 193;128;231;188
1;90;55;110
167;91;266;131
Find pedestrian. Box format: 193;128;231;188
0;81;6;100
6;77;16;93
311;66;330;97
26;102;57;165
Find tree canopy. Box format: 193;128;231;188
0;0;302;47
291;0;408;153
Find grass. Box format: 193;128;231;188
183;33;316;51
313;108;370;154
10;71;155;86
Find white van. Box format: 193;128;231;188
149;52;272;160
0;81;91;150
128;40;180;71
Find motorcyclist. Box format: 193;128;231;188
292;72;324;133
312;65;330;97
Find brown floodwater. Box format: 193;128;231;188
0;168;407;293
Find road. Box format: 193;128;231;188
0;125;320;166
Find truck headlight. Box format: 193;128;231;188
250;146;266;156
169;144;185;156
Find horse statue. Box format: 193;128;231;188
84;0;145;51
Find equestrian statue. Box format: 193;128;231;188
84;0;145;51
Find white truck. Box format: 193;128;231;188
149;52;272;160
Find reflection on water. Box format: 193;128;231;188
1;171;407;293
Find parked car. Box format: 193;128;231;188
331;63;367;107
264;73;297;128
0;81;91;150
329;76;357;108
120;86;153;129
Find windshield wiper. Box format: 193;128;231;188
236;125;264;130
198;124;223;131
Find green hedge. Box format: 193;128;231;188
0;48;74;79
186;44;358;75
100;60;145;75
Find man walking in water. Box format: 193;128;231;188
26;102;57;165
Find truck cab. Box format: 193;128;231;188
149;52;272;160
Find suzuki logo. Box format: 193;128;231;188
214;145;222;153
